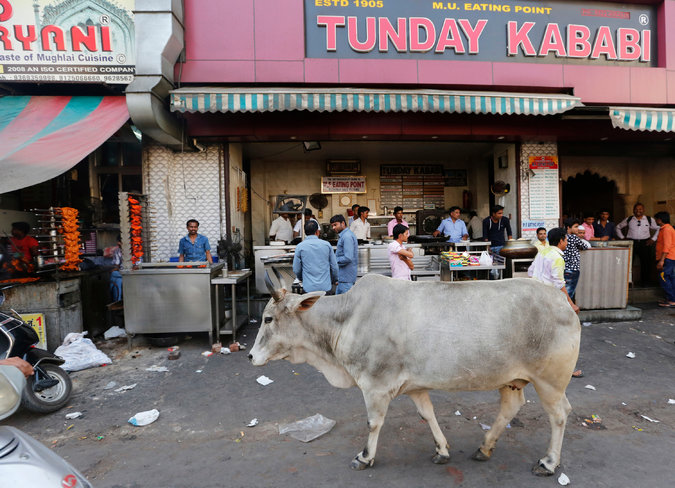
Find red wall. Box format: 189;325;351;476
179;0;675;105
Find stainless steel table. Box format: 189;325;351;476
122;262;224;344
211;270;252;341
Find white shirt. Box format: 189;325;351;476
616;215;659;241
388;240;411;280
269;216;293;242
468;216;483;239
350;218;371;240
293;218;319;235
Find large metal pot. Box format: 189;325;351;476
499;239;538;259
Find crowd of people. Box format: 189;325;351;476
529;204;675;316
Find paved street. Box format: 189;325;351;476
5;304;674;488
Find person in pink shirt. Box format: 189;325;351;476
582;213;596;240
388;224;414;280
386;206;409;237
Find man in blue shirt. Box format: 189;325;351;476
178;219;213;263
330;214;358;294
293;220;338;293
433;206;469;243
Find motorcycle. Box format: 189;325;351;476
0;365;92;487
0;291;72;414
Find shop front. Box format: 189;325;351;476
128;0;675;300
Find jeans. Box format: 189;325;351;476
490;246;503;279
110;270;123;302
659;258;675;302
336;282;353;295
564;270;580;301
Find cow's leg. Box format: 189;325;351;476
472;385;525;462
531;384;572;476
350;391;391;470
408;390;451;464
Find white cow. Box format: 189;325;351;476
249;274;580;475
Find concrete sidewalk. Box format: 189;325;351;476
4;306;674;488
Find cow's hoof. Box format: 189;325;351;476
350;456;372;471
531;461;556;476
471;448;491;462
431;453;450;464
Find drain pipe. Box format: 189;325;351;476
126;0;186;150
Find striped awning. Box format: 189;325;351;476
609;107;675;132
0;96;129;194
170;88;582;116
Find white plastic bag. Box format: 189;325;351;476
478;250;493;266
54;332;112;372
279;413;336;442
128;409;160;426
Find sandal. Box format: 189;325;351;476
572;370;584;378
658;302;675;308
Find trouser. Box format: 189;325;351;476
564;270;580;301
633;239;656;285
489;245;503;279
336;282;354;294
658;258;675;302
110;270;123;301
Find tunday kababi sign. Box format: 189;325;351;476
0;0;135;83
306;0;656;66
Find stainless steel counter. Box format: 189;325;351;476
122;262;224;343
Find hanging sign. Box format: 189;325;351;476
305;0;656;66
528;156;559;220
321;176;366;193
0;0;135;84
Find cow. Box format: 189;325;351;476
249;273;580;476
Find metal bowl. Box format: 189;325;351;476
499;239;538;259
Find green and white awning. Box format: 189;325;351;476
610;107;675;132
170;88;583;116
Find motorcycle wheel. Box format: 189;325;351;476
21;364;73;414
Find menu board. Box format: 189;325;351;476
528;156;559;219
380;165;445;210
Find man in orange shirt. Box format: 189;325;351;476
654;211;675;307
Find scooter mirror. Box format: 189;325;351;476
0;365;26;420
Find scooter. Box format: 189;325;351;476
0;365;92;487
0;291;72;413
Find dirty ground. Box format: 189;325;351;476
4;306;674;488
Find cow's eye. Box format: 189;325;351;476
264;317;273;323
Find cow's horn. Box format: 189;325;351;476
272;267;288;290
264;271;283;302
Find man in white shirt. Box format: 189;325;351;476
293;208;319;239
616;202;660;285
269;213;293;243
350;206;371;241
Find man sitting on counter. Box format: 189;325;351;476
178;219;213;264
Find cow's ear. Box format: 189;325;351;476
288;291;325;312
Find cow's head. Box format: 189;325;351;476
248;273;324;366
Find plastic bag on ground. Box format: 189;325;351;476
278;413;336;442
128;409;160;426
104;326;126;339
54;332;112;372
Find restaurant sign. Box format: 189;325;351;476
322;176;367;193
0;0;135;84
306;0;656;66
